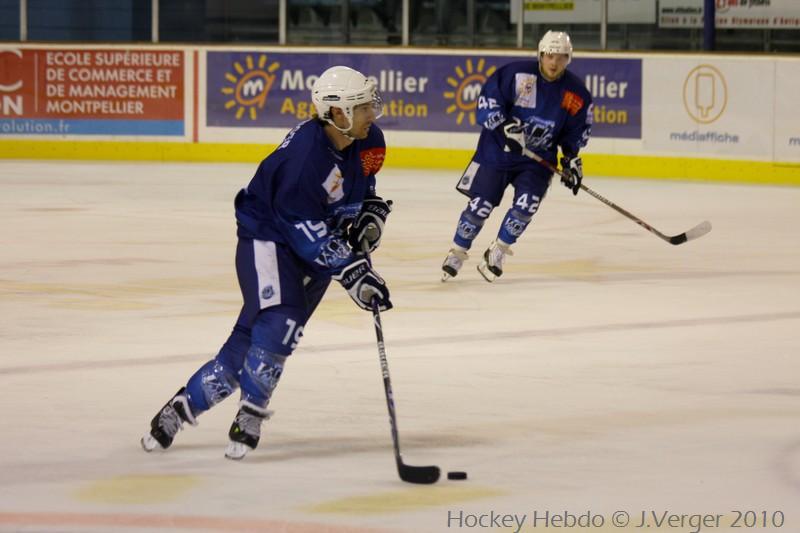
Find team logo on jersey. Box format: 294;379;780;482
514;73;537;109
261;285;274;300
525;116;556;150
221;54;280;121
360;147;385;177
444;58;497;126
322;165;345;203
682;64;727;124
561;91;584;116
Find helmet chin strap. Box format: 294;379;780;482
324;114;357;142
326;113;356;139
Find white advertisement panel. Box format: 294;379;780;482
774;60;800;163
659;0;800;29
642;57;774;159
512;0;656;24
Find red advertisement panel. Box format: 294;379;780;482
1;48;184;136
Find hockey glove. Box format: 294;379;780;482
333;258;392;312
348;196;392;253
502;118;526;154
560;155;583;196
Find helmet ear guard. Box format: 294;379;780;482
538;30;573;65
311;66;383;135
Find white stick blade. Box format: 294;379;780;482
684;220;712;242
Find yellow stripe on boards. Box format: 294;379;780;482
1;140;798;185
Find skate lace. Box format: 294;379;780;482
489;243;513;268
445;249;467;269
159;405;184;437
235;411;263;438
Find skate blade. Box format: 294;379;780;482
476;262;497;283
441;271;453;282
224;441;250;460
140;434;160;453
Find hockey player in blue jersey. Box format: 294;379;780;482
141;66;393;460
441;30;593;282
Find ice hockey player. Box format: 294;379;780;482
441;30;593;282
141;65;393;460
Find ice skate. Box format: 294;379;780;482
141;387;197;452
224;403;272;460
477;240;513;282
441;247;469;282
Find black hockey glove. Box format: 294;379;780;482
348;196;392;253
333;258;392;312
502;117;526;154
560;155;583;196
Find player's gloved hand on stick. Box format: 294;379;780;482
560;155;583;195
502;117;526;154
348;197;392;253
333;257;392;312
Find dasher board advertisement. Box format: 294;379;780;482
659;0;800;29
204;50;641;139
642;57;774;159
511;0;656;24
774;60;800;163
0;48;185;137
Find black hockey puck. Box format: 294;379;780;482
447;471;468;480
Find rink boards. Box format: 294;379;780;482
0;44;798;184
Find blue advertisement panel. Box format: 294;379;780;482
206;51;641;139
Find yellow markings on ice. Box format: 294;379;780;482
74;474;200;504
0;277;238;312
307;485;504;515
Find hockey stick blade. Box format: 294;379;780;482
668;220;712;245
398;461;441;484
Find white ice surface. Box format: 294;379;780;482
0;161;798;533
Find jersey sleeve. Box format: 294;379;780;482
476;66;513;132
556;83;593;157
359;127;386;197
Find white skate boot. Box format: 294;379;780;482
441;247;469;282
477;240;513;282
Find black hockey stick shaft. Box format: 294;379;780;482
362;242;440;484
521;147;711;245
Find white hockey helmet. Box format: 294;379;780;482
538;30;573;64
311;66;383;133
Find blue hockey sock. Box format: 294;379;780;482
184;324;250;415
497;208;533;245
239;346;287;410
185;358;240;414
453;211;486;249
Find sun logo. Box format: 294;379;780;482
221;54;280;121
444;58;496;126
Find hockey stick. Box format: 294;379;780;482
521;147;712;245
362;241;441;484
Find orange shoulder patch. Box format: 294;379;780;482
360;147;386;177
561;91;585;116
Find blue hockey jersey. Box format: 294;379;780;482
234;119;386;277
475;60;593;168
